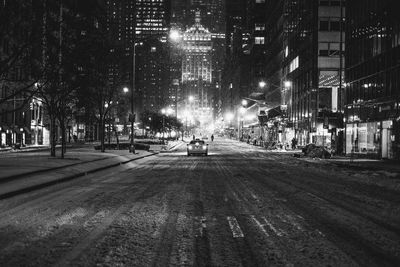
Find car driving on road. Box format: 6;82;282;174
187;139;208;156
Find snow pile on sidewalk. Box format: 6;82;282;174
302;144;331;159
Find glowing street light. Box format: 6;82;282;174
239;107;247;115
225;112;234;122
259;81;266;88
169;29;181;42
284;80;292;88
241;99;248;106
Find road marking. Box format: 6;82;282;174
284;214;303;231
251;215;269;236
263;217;285;237
227;216;244;238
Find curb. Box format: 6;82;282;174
0;152;158;200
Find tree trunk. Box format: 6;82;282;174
114;123;119;150
108;120;111;145
100;115;105;152
60;119;66;158
50;114;57;157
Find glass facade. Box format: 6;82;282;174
282;0;344;148
345;0;400;159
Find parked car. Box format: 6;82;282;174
187;139;208;156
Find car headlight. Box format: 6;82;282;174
202;145;207;150
188;145;193;150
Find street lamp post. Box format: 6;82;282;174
123;86;135;153
131;43;136;154
238;107;246;141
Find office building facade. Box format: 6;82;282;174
345;0;400;159
282;0;345;149
106;0;171;116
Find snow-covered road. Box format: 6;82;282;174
0;138;399;266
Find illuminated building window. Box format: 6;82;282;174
289;56;299;73
255;23;265;31
255;37;265;45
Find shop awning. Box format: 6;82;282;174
267;105;284;119
244;121;260;128
248;92;265;101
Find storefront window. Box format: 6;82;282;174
346;122;380;155
346;123;355;153
367;122;379;152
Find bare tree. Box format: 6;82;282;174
0;1;42;116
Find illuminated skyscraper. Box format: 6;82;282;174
135;0;171;42
134;0;171;113
181;11;213;127
171;1;226;123
106;0;171;114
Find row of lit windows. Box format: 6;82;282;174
255;37;265;45
319;0;344;6
319;17;343;31
346;67;400;104
255;23;266;31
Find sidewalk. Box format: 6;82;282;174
0;146;160;199
0;144;50;153
234;137;400;175
316;156;400;174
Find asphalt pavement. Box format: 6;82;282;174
0;138;399;266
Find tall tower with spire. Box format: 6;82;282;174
181;10;213;129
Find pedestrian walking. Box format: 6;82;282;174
291;137;297;149
211;134;214;142
193;135;195;140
